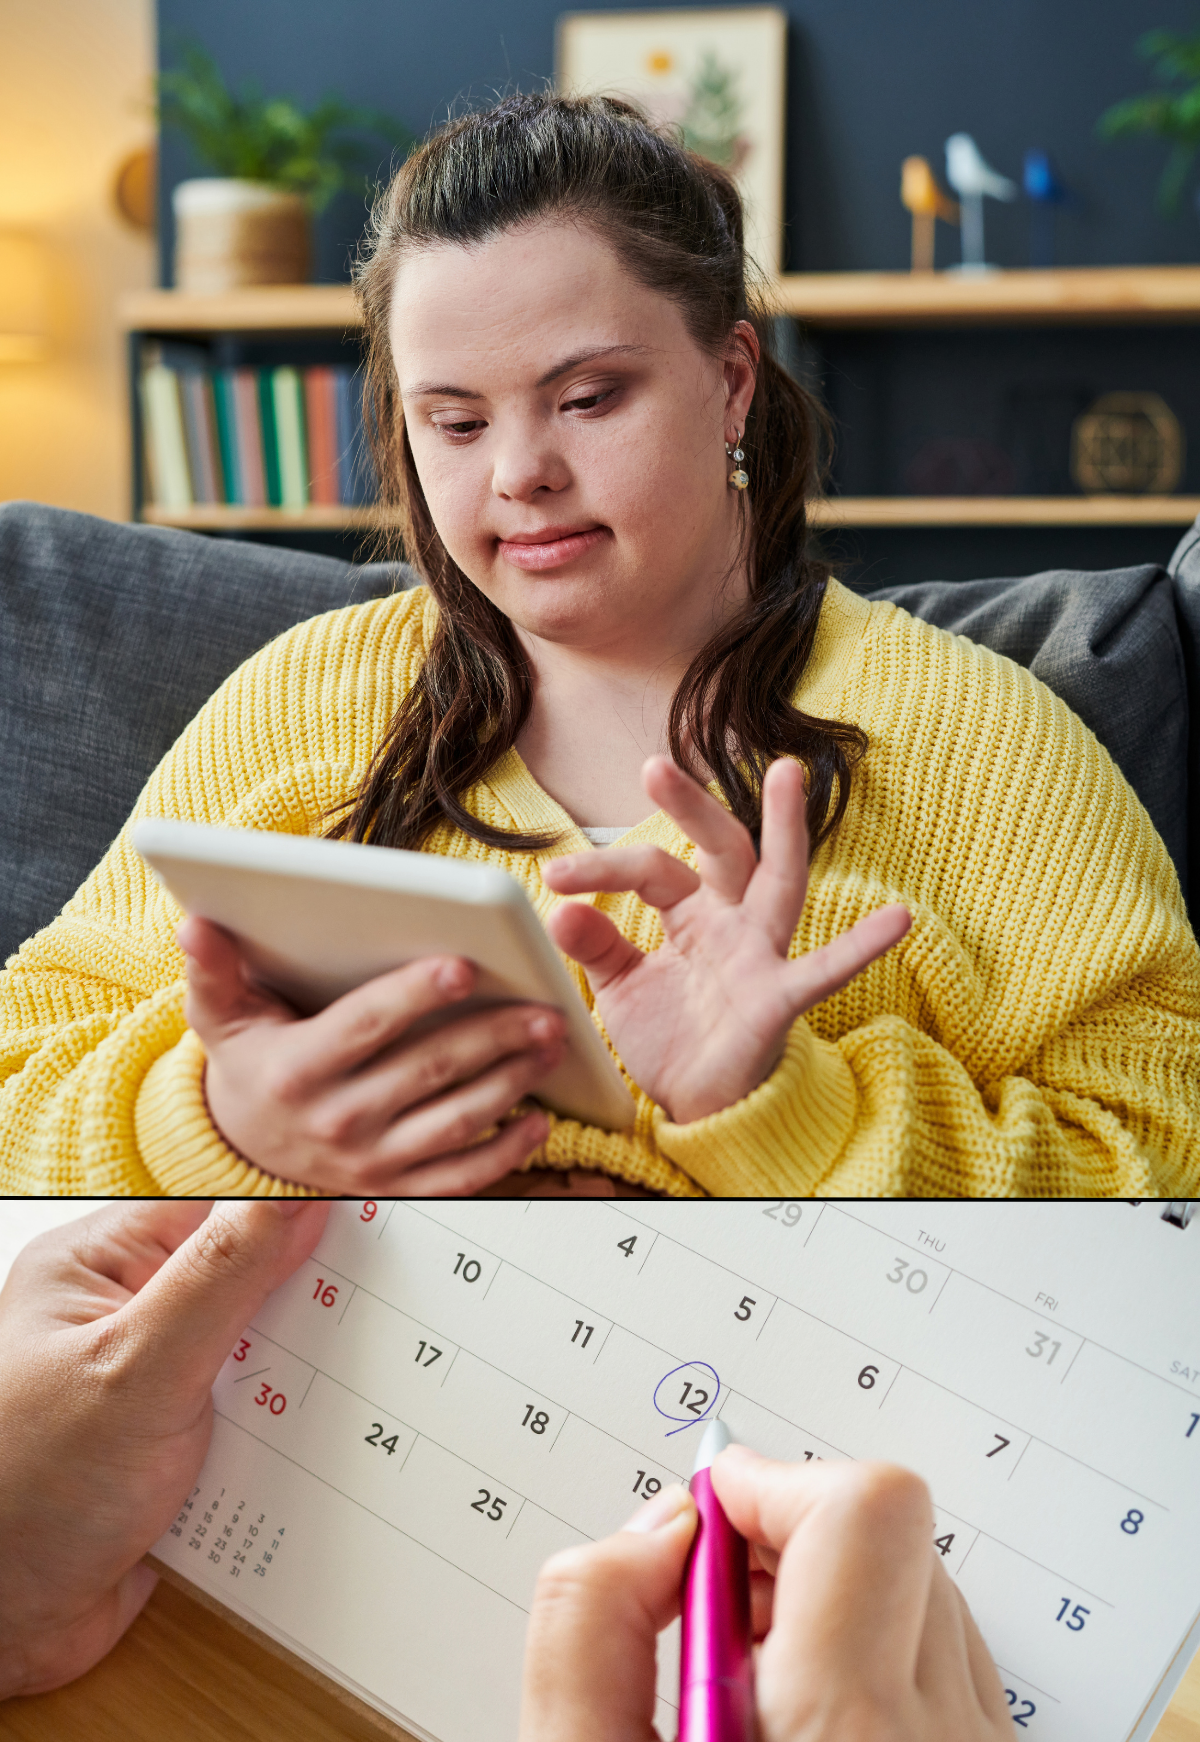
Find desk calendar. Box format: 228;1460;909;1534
152;1201;1200;1742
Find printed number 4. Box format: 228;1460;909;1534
1005;1691;1037;1728
1055;1598;1089;1631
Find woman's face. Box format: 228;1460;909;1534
389;219;757;658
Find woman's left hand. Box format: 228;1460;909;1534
0;1201;329;1699
541;756;911;1124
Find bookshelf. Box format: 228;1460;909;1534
120;270;1200;558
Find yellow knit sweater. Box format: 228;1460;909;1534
2;580;1198;1197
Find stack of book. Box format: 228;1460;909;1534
139;345;377;511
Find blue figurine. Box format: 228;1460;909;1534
1023;150;1071;268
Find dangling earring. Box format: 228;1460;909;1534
726;430;749;490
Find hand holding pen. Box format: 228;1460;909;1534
519;1433;1016;1742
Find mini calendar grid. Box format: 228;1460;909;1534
153;1201;1200;1742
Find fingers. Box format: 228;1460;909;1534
1;1202;213;1337
180;916;294;1039
743;758;810;955
307;1004;566;1147
105;1202;330;1407
950;1574;1014;1728
375;1108;551;1197
520;1485;696;1742
711;1452;935;1699
779;903;912;1016
362;1040;563;1177
542;843;700;908
545;900;645;993
642;756;757;903
285;955;478;1081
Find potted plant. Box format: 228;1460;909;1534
158;45;412;292
1099;27;1200;217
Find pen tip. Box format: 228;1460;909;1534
692;1417;733;1474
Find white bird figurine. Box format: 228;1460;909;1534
944;133;1017;273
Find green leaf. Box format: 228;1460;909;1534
156;40;414;210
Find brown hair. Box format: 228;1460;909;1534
329;91;865;854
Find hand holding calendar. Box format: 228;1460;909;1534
0;1200;328;1698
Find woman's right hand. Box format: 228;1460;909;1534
520;1450;1015;1742
179;916;565;1195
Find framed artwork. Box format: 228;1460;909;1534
556;7;787;273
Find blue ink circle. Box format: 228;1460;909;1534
653;1362;721;1436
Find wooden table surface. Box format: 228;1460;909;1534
1;1573;1197;1742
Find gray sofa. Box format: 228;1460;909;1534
1;499;1196;964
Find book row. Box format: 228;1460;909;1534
139;351;377;511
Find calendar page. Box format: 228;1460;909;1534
152;1201;1200;1742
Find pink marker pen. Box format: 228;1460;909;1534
679;1419;755;1742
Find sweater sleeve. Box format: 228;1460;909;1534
0;594;424;1196
652;626;1200;1198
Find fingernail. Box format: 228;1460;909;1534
622;1483;693;1533
436;959;470;994
529;1013;559;1042
270;1201;310;1218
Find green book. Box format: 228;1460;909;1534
257;368;282;507
212;370;241;504
271;367;309;509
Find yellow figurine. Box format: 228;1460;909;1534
900;155;959;272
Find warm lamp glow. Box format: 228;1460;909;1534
0;233;49;362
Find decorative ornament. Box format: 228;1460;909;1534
899;155;959;273
726;433;749;490
1070;393;1183;495
944;133;1017;274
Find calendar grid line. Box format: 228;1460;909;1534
995;1665;1061;1705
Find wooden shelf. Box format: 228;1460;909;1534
121;285;360;333
141;504;398;531
140;497;1200;534
774;266;1200;327
809;496;1200;527
122;268;1200;336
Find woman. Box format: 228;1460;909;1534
1;94;1197;1197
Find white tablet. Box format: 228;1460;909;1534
132;819;636;1132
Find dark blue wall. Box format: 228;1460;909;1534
157;0;1200;285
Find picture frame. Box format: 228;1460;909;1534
556;7;787;274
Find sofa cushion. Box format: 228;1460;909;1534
1167;517;1200;923
1;502;1190;962
866;565;1188;911
0;502;408;963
